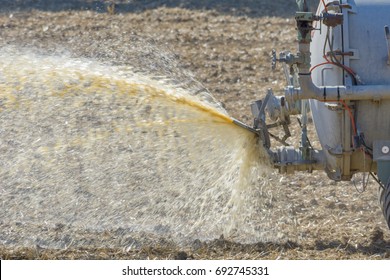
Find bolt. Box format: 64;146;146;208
382;146;390;154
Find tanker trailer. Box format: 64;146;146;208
233;0;390;228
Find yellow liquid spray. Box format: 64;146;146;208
0;48;283;249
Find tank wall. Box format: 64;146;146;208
349;0;390;147
348;0;390;85
310;2;345;173
309;0;390;177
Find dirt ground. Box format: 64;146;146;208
1;0;390;259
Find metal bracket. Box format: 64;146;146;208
385;26;390;65
349;48;360;60
373;141;390;161
373;140;390;184
267;120;291;146
325;49;359;60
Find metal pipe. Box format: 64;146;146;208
288;74;390;102
273;146;325;174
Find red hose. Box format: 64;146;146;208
321;0;328;12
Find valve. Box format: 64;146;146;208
271;50;302;70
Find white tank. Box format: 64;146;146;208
310;0;390;181
248;0;390;228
